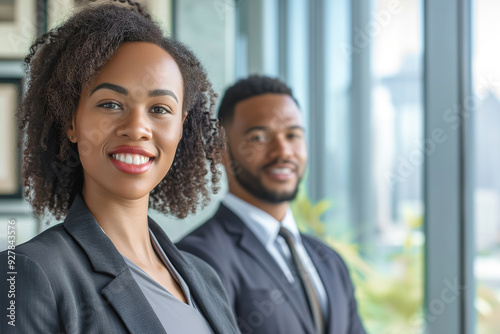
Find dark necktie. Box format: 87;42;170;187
279;227;325;334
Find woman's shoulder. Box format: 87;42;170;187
1;223;73;265
0;221;98;297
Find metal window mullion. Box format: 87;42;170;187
424;0;473;333
307;0;326;202
348;0;373;247
245;0;279;76
458;0;475;332
278;0;288;82
234;0;248;78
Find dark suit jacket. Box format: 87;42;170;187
177;204;366;334
0;195;239;334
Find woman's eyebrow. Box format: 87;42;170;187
89;83;178;103
90;83;128;96
149;89;178;103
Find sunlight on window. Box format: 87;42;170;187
474;1;500;333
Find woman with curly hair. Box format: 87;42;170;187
0;1;239;333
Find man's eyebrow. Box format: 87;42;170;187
288;125;305;131
90;83;128;96
149;89;178;103
244;125;305;134
244;126;269;135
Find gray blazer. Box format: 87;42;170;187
0;195;239;334
177;204;366;334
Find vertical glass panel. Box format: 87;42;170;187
367;1;424;332
175;0;236;96
474;1;500;333
323;0;351;229
321;1;424;332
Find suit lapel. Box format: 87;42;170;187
217;205;316;334
303;239;335;334
63;195;166;334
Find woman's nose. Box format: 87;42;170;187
115;108;152;141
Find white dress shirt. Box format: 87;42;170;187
222;193;329;317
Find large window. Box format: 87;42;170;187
286;0;425;332
474;1;500;332
365;1;424;332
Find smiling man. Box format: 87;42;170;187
177;75;366;334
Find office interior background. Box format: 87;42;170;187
0;0;498;333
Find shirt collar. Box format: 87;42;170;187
222;193;301;246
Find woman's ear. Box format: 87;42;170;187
67;117;77;143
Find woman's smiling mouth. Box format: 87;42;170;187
111;153;151;165
108;146;155;174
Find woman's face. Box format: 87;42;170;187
67;42;185;201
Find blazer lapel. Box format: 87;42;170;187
217;205;316;334
63;195;166;334
101;272;166;333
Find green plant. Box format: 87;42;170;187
291;186;424;333
292;186;500;333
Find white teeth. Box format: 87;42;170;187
112;154;150;165
270;168;292;174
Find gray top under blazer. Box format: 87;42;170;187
0;195;239;334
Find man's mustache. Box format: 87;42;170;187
261;159;299;171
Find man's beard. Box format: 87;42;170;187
228;147;301;204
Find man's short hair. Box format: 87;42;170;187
217;75;299;126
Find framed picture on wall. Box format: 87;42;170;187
0;0;37;59
0;79;22;198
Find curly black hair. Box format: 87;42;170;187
18;0;223;220
217;75;299;126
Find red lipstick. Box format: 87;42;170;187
109;146;154;157
108;146;155;175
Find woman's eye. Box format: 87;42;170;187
150;106;171;114
98;102;121;110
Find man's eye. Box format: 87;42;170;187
98;102;121;110
249;135;264;142
150;106;171;114
249;133;271;143
249;135;260;141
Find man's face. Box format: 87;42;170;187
225;93;307;204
